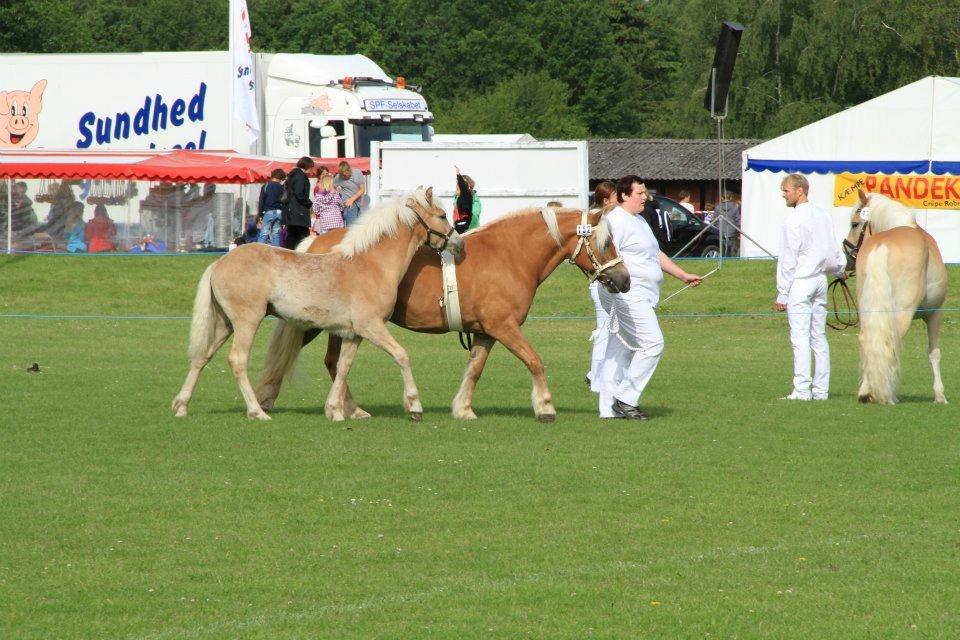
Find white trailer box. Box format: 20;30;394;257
0;52;433;156
368;140;590;222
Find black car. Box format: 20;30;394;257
650;193;731;258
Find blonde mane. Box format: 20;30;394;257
865;192;917;233
333;188;428;257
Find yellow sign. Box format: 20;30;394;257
834;173;960;209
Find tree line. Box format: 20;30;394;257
2;0;958;140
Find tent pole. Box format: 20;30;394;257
6;178;12;254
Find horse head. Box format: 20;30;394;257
406;186;465;257
842;188;872;271
569;209;630;293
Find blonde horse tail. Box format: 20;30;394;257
858;245;900;404
187;263;224;361
253;320;307;409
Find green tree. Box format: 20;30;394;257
434;71;590;138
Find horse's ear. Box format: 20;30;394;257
425;186;433;202
858;188;869;207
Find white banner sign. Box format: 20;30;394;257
230;0;259;143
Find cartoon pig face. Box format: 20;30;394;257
0;79;47;147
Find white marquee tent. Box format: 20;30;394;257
741;76;960;262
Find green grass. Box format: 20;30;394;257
1;254;959;639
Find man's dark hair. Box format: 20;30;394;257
615;174;644;203
296;156;315;170
270;168;286;180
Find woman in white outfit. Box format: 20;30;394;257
597;175;703;420
586;181;618;390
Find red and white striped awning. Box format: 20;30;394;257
0;149;370;183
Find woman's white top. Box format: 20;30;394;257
606;205;663;305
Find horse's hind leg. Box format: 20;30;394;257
325;335;361;421
451;333;496;420
324;334;370;419
925;311;948;404
489;323;556;422
228;319;270;420
358;322;423;421
172;317;232;418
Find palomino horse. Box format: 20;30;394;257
845;190;948;404
172;187;464;421
254;207;631;421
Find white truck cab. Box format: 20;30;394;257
260;53;433;159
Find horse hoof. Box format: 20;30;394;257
538;413;557;423
349;407;372;419
174;407;188;418
453;409;477;420
248;411;272;421
410;412;423;422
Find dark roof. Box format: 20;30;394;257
588;138;764;182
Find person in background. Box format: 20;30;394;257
312;165;331;197
311;172;345;236
715;190;742;255
585;180;617;391
10;181;38;238
546;200;563;208
775;174;846;401
677;189;695;214
453;166;481;233
640;190;671;247
37;181;76;241
64;202;87;253
334;160;365;227
257;168;286;245
84;204;117;253
596;175;702;420
282;156;315;249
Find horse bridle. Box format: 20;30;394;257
842;218;869;272
411;207;456;253
567;211;623;283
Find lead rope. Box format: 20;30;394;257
827;276;858;330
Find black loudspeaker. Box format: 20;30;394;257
704;21;745;114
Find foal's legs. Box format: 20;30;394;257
489;323;556;422
924;311;948;404
172;318;232;417
227;317;271;420
325;336;361;421
357;322;424;421
324;335;371;419
451;333;496;420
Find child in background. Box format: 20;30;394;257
311;173;345;235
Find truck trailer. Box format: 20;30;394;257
0;51;433;156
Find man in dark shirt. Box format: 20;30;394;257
281;156;315;249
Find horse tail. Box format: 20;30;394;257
253;320;307;404
187;263;224;361
858;244;900;404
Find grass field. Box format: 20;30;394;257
2;254;959;639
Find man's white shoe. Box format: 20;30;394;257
779;392;812;401
812;394;828;401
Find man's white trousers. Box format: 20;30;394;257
787;274;829;398
597;289;664;417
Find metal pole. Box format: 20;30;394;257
6;178;12;254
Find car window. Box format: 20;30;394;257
657;197;694;226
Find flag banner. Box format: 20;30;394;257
230;0;259;143
834;172;960;210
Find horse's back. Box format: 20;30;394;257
859;226;945;312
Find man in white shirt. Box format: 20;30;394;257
775;174;847;400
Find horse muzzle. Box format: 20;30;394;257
444;232;465;258
602;266;631;294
